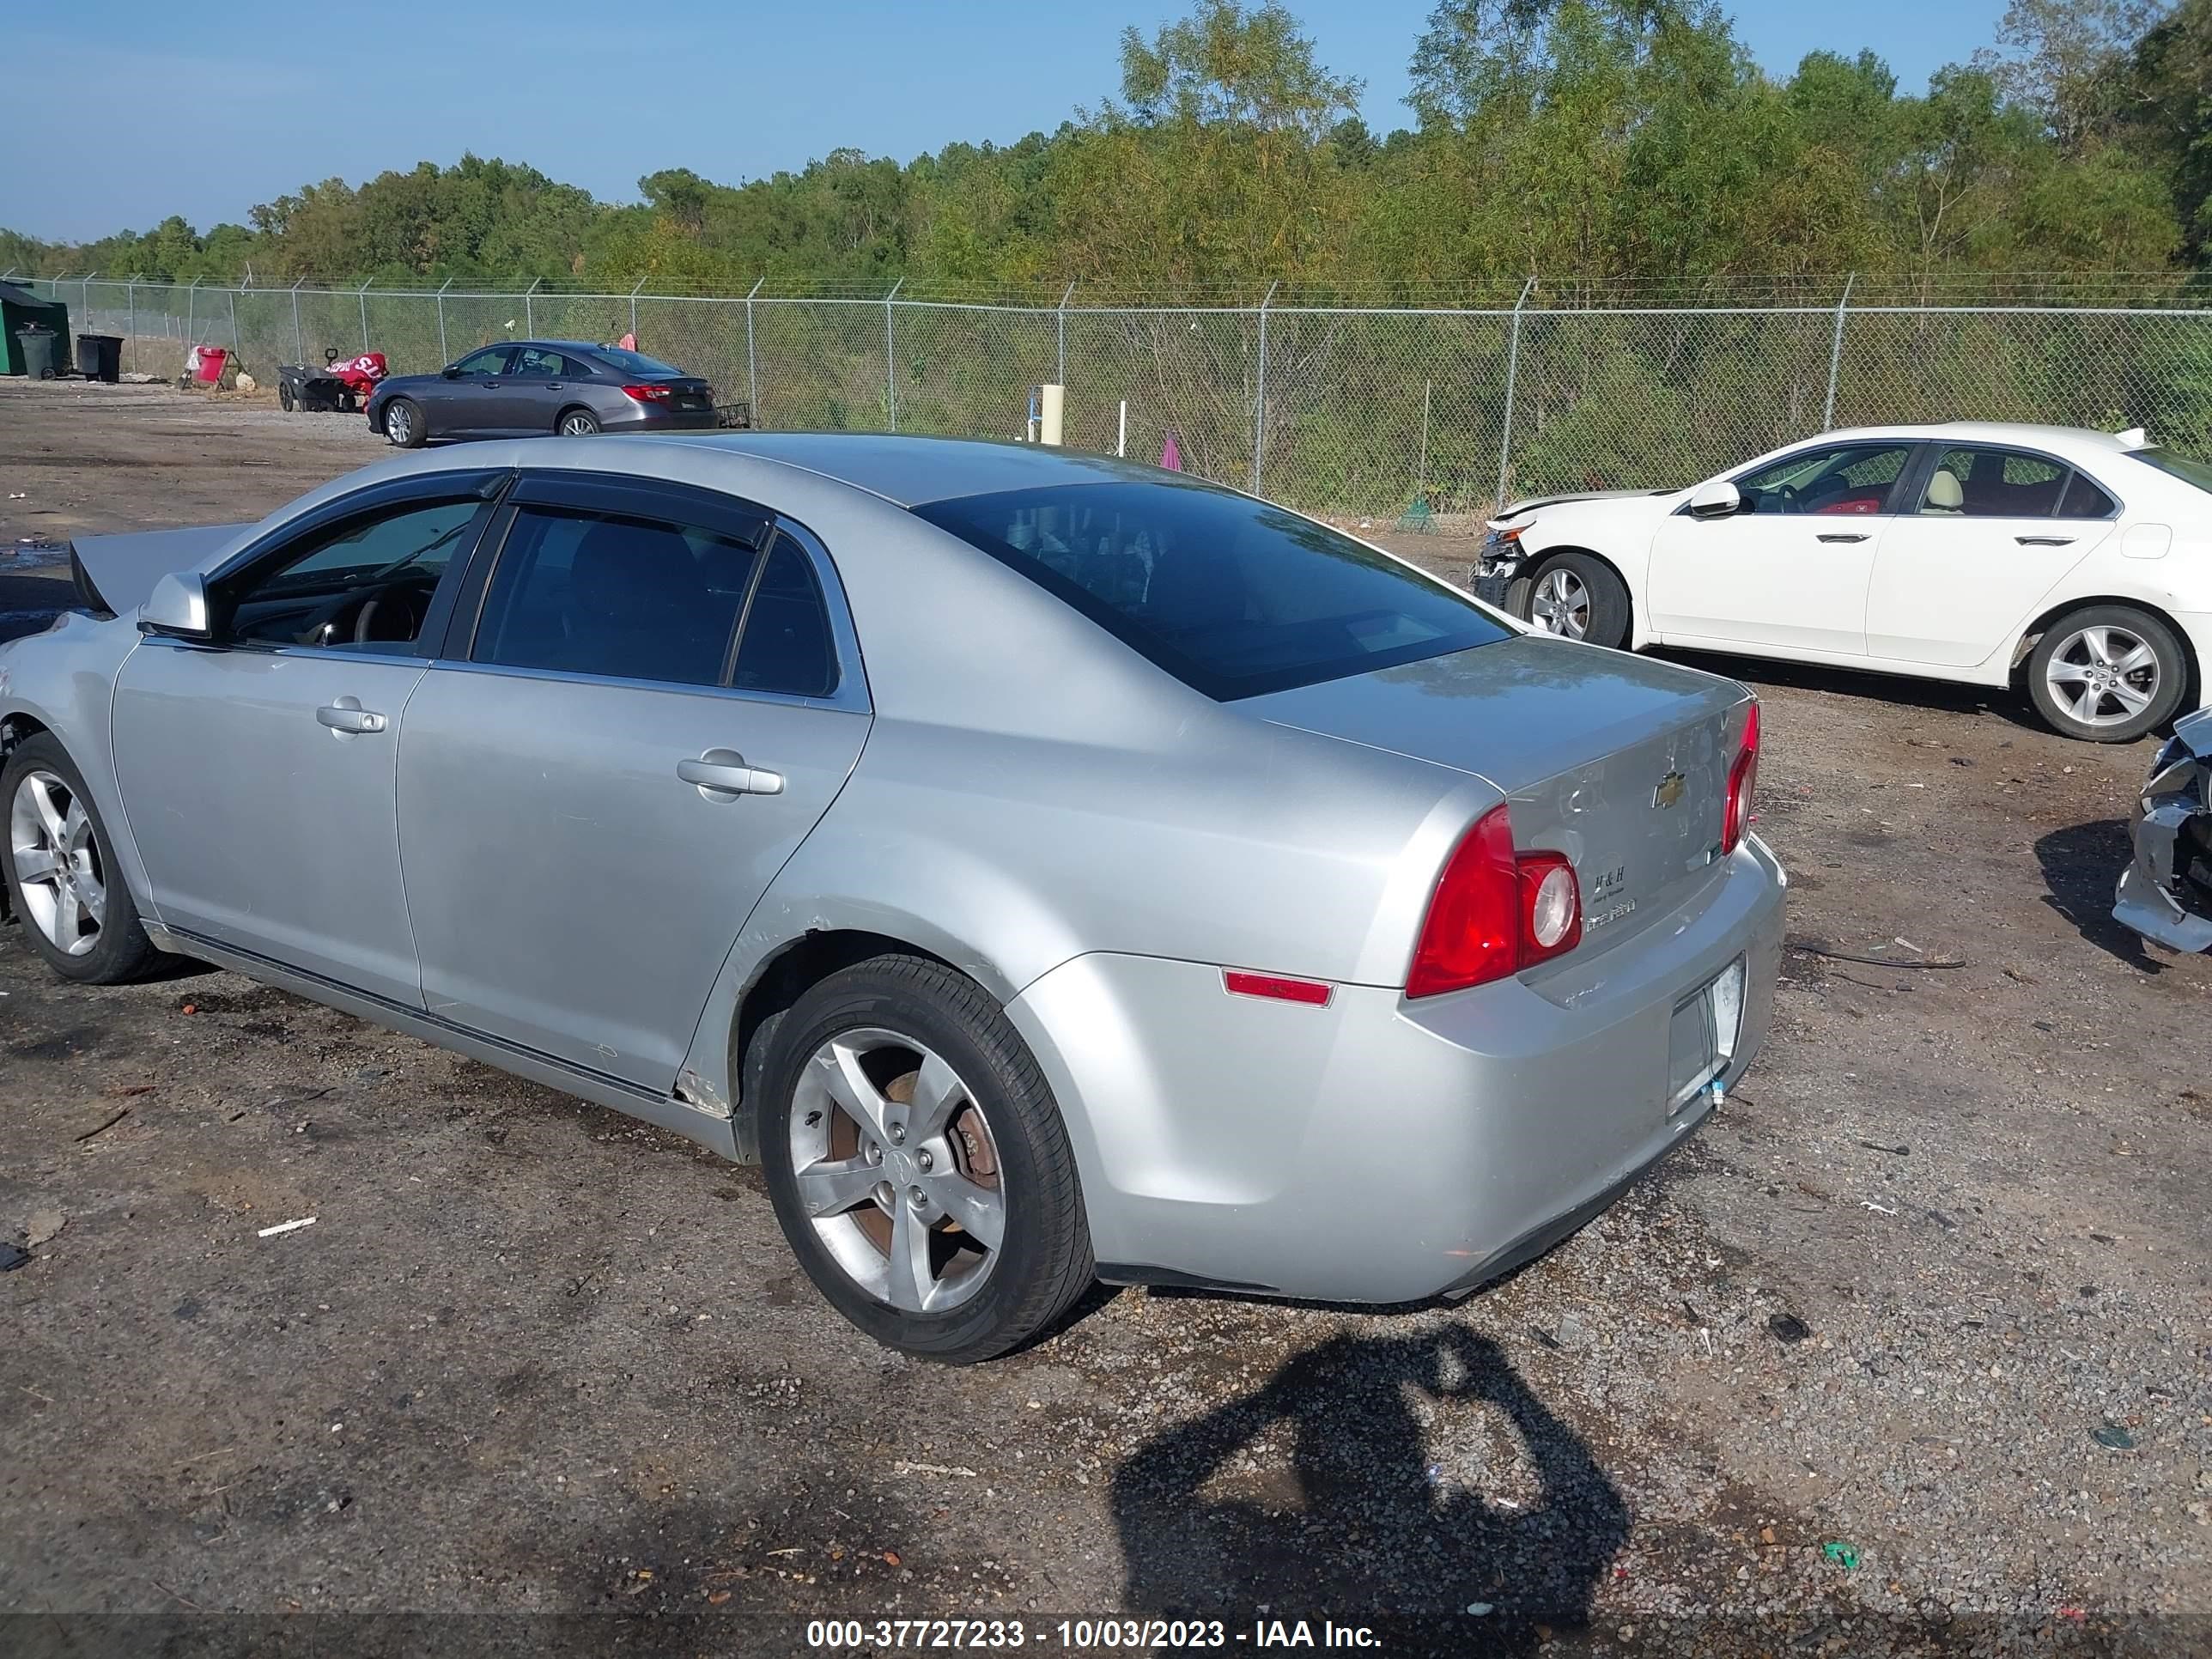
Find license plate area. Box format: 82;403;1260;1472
1668;955;1746;1113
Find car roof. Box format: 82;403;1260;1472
633;432;1210;507
1822;420;2140;454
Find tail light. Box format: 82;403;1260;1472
621;384;671;403
1407;805;1582;999
1721;701;1760;855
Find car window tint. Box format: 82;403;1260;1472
225;498;480;653
452;347;509;377
914;480;1512;701
731;534;839;699
511;348;573;380
474;504;765;687
1735;445;1911;515
1922;447;2068;518
595;348;684;378
2057;471;2116;518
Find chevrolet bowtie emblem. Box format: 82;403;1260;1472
1654;771;1686;810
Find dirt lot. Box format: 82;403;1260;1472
2;379;2208;1656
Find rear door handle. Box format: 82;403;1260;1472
1816;532;1869;544
678;751;785;799
2015;534;2075;545
316;700;387;736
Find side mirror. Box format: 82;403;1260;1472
441;365;463;379
138;571;216;643
1687;479;1742;520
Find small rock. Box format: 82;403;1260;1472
1767;1313;1812;1345
2092;1423;2136;1450
22;1210;65;1249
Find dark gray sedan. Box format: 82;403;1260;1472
367;340;719;447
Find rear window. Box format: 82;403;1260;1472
912;480;1512;700
2130;447;2212;494
592;348;684;378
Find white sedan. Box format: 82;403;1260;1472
1473;422;2210;741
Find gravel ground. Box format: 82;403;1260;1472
0;379;2207;1656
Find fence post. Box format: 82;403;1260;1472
185;276;199;349
1823;271;1856;431
884;277;903;432
127;277;137;374
1496;277;1534;510
436;276;453;362
1056;281;1075;386
745;276;763;425
1251;281;1279;495
629;276;647;340
228;284;240;356
525;276;539;337
358;278;372;352
289;279;303;364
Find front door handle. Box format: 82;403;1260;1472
1816;532;1869;544
678;750;785;799
546;381;563;390
2015;534;2075;546
316;699;387;736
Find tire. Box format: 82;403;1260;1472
758;954;1094;1363
2026;604;2186;743
382;397;427;448
278;381;295;412
1522;550;1631;649
3;734;164;985
556;407;599;437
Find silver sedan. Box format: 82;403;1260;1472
0;435;1784;1361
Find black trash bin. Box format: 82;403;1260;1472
15;325;55;380
76;333;121;384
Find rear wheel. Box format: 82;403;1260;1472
3;735;162;984
556;407;599;437
382;397;426;448
2027;605;2185;743
277;380;295;412
759;955;1093;1363
1523;551;1631;649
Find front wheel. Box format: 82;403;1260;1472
381;397;426;448
2027;605;2185;743
1522;551;1631;649
759;955;1094;1363
3;734;164;984
556;408;599;437
277;380;295;412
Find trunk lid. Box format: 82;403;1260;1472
642;375;714;412
1243;635;1750;961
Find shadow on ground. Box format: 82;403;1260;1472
2034;817;2165;971
1111;1328;1626;1656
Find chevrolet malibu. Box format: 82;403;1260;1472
0;436;1784;1362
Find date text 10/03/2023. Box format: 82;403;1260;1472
805;1618;1384;1649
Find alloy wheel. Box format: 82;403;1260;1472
788;1028;1006;1314
1530;566;1591;640
559;413;596;436
9;770;105;957
386;404;412;445
2043;623;2160;729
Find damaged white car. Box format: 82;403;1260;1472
2113;706;2212;952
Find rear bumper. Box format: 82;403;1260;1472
1007;834;1787;1304
605;404;718;432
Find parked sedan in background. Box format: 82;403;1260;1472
1474;422;2210;742
368;340;719;447
1;435;1782;1362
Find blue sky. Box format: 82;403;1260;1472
7;0;2009;243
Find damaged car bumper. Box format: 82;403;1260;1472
2112;706;2212;952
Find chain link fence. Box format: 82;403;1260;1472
14;272;2212;524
